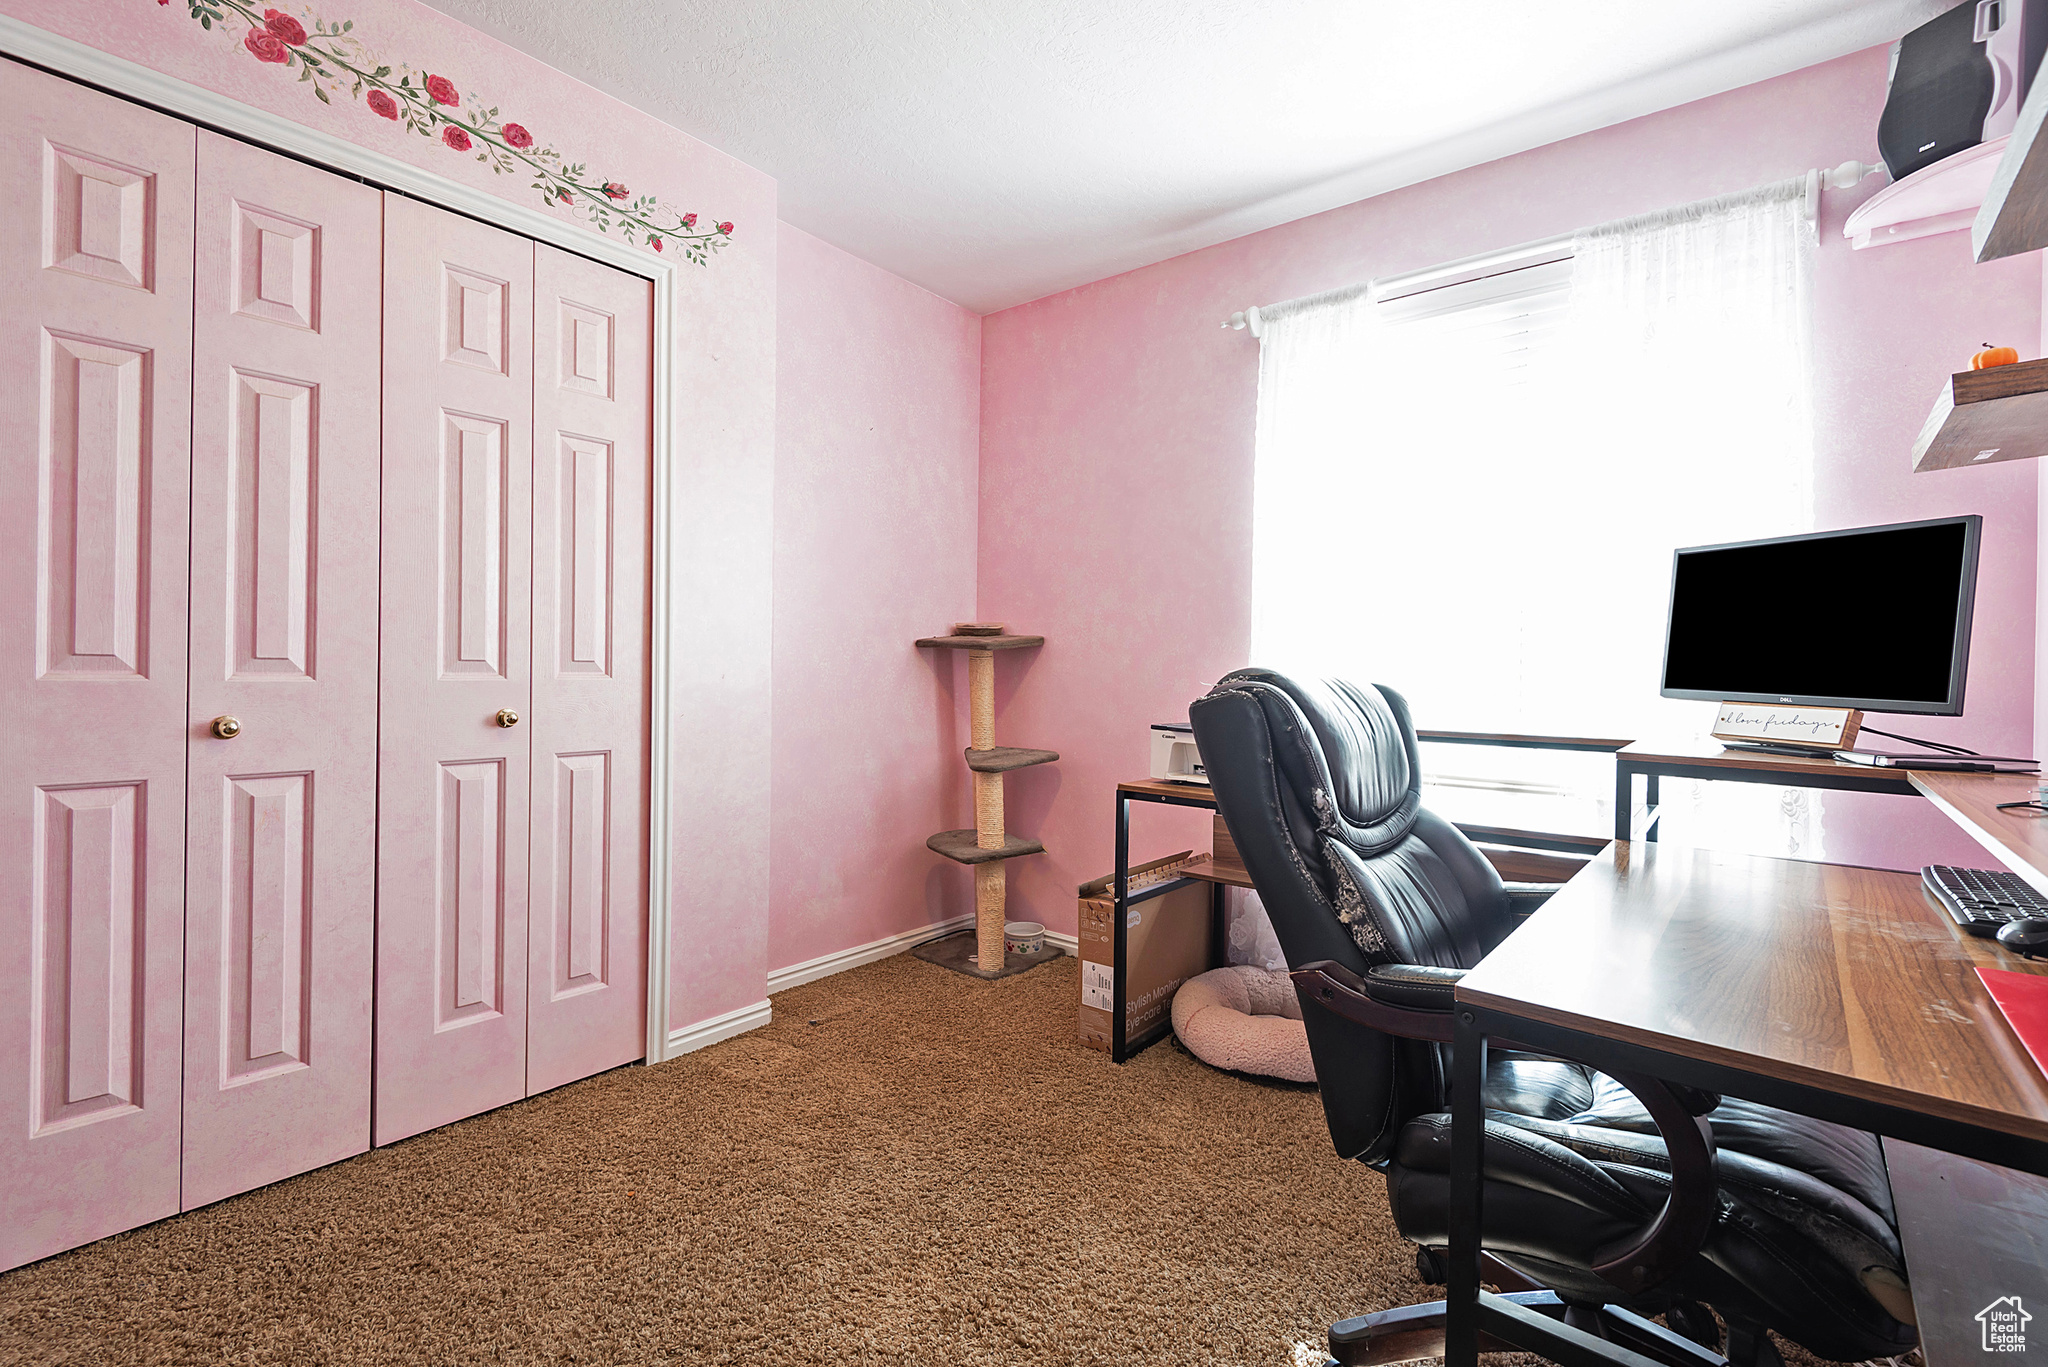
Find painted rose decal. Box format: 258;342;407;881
243;27;287;61
262;8;305;43
168;0;735;263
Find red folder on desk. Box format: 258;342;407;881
1979;967;2048;1078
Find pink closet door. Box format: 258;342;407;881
375;194;535;1145
0;60;195;1269
525;245;652;1095
179;133;382;1206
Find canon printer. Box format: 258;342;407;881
1150;723;1207;785
1879;0;2048;181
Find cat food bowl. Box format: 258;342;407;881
1004;921;1046;955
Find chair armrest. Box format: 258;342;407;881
1590;1070;1720;1296
1503;884;1558;918
1290;961;1459;1042
1362;963;1464;1011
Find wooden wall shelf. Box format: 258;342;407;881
1911;357;2048;472
1975;60;2048;261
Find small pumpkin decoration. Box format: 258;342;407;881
1972;343;2021;369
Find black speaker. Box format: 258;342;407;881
1878;0;2048;182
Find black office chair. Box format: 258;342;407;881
1188;671;1918;1367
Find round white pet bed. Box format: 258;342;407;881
1170;965;1316;1083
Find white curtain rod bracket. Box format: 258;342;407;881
1221;305;1264;337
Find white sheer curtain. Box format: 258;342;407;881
1250;179;1821;855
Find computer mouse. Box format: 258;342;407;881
1996;916;2048;960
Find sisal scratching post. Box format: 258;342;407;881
969;648;996;751
973;863;1006;972
912;622;1056;979
969;648;1003;971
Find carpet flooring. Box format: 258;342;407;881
0;951;1821;1367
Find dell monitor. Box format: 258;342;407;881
1660;515;1982;716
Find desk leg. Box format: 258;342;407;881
1614;765;1632;844
1210;879;1226;969
1112;794;1130;1064
1645;772;1660;843
1445;1007;1487;1366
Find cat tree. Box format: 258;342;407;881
914;623;1056;974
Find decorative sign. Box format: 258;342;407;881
1712;703;1863;751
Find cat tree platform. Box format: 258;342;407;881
910;929;1063;981
914;632;1045;651
964;747;1059;773
926;830;1047;863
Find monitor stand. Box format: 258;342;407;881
1719;740;1841;758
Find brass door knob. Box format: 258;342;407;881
210;715;242;739
496;709;520;728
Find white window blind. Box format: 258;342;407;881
1250;180;1821;856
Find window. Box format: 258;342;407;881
1250;180;1820;855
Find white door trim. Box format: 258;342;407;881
0;15;679;1068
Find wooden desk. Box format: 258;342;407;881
1911;768;2048;897
1462;843;2048;1148
1614;739;1921;842
1444;842;2048;1365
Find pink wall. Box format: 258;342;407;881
978;46;2044;934
4;1;781;1030
771;224;983;972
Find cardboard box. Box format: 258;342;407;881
1077;853;1217;1054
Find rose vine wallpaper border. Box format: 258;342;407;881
166;0;735;263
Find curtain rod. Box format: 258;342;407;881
1220;159;1882;336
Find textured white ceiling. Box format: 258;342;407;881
421;0;1948;312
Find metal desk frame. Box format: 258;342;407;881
1111;783;1226;1063
1613;751;1919;844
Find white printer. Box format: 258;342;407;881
1150;722;1207;785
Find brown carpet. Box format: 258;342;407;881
0;952;1816;1366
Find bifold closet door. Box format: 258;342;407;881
525;245;653;1094
0;61;195;1270
375;195;535;1145
179;132;382;1207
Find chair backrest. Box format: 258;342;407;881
1189;670;1513;1161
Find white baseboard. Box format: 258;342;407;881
661;998;771;1060
659;918;1067;1063
766;917;1079;996
767;914;974;994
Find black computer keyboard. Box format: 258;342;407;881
1921;865;2048;936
